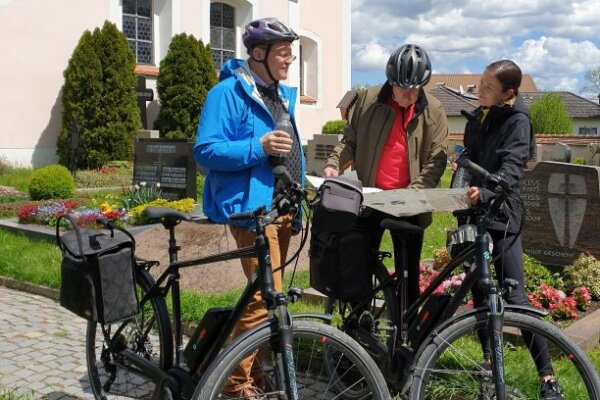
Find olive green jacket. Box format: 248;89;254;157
326;83;449;227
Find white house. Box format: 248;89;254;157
0;0;351;167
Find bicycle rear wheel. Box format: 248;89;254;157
410;311;600;399
193;320;390;400
86;269;173;399
325;261;399;367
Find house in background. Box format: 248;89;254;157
426;74;600;135
0;0;351;167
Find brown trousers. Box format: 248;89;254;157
224;215;293;393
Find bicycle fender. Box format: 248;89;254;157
290;313;333;323
436;305;547;334
411;305;547;357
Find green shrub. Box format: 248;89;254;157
58;21;140;169
573;157;587;165
523;254;564;294
321;120;347;135
29;165;75;200
564;254;600;299
154;34;217;139
530;93;572;135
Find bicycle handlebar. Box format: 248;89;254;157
456;158;510;194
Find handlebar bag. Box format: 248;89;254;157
56;216;139;324
312;176;363;232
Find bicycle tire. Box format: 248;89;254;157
192;320;391;400
86;268;173;399
325;261;400;367
410;311;600;399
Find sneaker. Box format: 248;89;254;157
540;379;564;400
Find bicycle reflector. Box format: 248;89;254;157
446;224;494;259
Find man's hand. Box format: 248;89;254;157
322;166;339;177
260;130;292;155
467;186;480;205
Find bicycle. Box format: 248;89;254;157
324;159;600;399
84;166;390;400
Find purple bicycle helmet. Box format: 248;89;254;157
386;44;432;89
243;17;298;51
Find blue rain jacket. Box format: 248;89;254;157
194;59;305;226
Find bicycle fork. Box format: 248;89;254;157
487;287;506;400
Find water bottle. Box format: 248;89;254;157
450;145;471;188
270;113;294;166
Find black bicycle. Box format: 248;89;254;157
85;167;390;400
325;160;600;399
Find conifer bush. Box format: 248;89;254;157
154;34;217;139
322;120;347;135
58;21;140;169
29;165;75;200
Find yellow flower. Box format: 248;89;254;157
100;202;113;214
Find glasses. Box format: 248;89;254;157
277;53;297;62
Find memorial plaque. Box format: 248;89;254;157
133;138;197;200
522;161;600;267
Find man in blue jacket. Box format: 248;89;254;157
194;17;304;398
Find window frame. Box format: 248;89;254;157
122;0;154;65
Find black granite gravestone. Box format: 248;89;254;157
136;76;154;129
522;161;600;267
133;138;196;200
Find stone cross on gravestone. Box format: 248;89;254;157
136;76;154;129
521;161;600;267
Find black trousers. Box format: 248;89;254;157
357;209;423;308
472;229;554;377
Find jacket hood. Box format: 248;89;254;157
218;58;247;82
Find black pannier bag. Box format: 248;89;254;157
310;176;372;301
56;216;139;324
309;225;372;301
311;176;363;232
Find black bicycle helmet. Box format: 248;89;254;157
386;44;432;88
243;17;298;51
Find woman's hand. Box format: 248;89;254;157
467;186;480;205
322;166;339;177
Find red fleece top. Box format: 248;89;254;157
375;96;415;190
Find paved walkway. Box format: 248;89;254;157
0;286;92;399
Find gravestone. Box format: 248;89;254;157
133;138;197;200
521;161;600;267
136;76;154;129
550;142;572;163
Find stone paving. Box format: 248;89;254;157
0;286;92;399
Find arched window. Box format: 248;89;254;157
299;35;319;102
210;2;235;69
122;0;154;64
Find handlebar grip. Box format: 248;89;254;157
229;211;255;222
457;158;492;181
96;216;115;229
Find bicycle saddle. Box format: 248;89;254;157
143;206;192;222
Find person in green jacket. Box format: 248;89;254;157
323;44;449;306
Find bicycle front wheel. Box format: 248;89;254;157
86;269;173;399
193;320;390;400
410;311;600;399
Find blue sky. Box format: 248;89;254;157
351;0;600;98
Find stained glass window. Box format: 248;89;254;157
122;0;153;64
210;2;235;70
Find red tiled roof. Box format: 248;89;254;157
424;74;538;94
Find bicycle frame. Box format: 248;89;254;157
105;210;300;399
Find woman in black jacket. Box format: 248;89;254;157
459;59;563;400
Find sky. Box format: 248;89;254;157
350;0;600;98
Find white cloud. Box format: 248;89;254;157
352;41;390;71
350;0;600;92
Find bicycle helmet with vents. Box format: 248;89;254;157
386;44;432;88
243;17;298;51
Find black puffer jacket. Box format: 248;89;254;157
461;96;535;233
